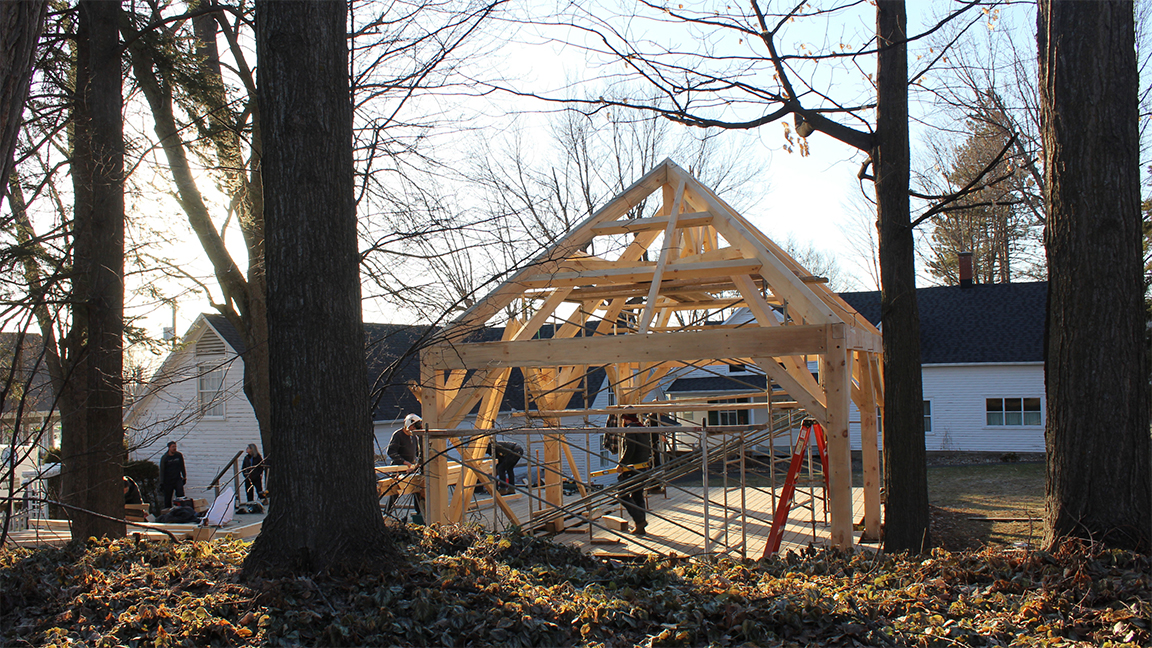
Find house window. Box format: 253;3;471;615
923;400;932;433
199;367;225;418
986;397;1042;426
598;435;609;467
727;364;746;373
707;398;750;426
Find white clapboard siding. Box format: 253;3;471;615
847;363;1046;453
127;319;262;494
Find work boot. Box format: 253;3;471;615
632;523;646;537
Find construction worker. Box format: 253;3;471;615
618;413;651;536
487;440;524;493
385;413;424;514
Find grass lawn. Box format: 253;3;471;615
694;459;1046;549
927;461;1046;549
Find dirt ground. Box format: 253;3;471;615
926;461;1046;550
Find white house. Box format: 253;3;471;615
125;314;260;492
841;281;1047;454
660;281;1047;454
125;315;615;493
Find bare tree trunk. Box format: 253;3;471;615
0;0;47;209
876;0;929;554
245;0;388;575
1039;0;1150;551
65;0;124;540
123;9;272;448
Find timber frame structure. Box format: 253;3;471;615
418;159;884;550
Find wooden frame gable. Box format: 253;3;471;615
417;159;883;548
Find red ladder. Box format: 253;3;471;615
762;418;829;559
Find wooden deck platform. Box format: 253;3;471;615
463;483;874;559
2;516;264;549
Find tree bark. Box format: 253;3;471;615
245;0;388;575
0;0;47;210
1038;0;1150;551
65;0;124;540
876;0;930;554
122;11;272;448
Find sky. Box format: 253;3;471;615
129;0;1035;347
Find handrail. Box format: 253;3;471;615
207;450;244;490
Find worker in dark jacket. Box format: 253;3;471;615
387;413;423;467
487;440;524;493
158;441;187;509
123;477;142;505
241;443;265;502
617;414;651;536
385;414;424;513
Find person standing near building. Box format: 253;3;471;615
158;441;187;509
241;443;265;502
487;440;524;493
617;414;651;536
385;413;424;514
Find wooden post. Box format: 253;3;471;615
857;351;883;541
421;357;449;524
821;324;853;549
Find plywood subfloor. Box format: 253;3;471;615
465;483;874;559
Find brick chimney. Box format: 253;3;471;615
958;251;973;289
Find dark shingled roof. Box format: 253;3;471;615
0;332;55;412
838;281;1046;364
201;315;606;424
666;374;768;393
203;313;248;355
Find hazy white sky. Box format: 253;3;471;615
141;0;1028;343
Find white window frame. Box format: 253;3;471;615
707;398;750;426
985;397;1042;427
923;400;933;434
198;365;226;419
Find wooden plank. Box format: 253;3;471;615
519;258;762;289
822;325;853;550
669;246;743;266
638;178;686;333
222;520;263;539
668;163;832;326
856;350;882;542
424;325;829;370
601;514;629;530
733;273;829;418
565;276;766;302
445;163;669;333
590;212;712;235
755;358;827;422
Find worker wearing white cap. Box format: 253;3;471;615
388;413;423;468
385;413;424;514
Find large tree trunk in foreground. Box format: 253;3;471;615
245;0;387;575
0;0;47;209
876;0;930;554
1038;0;1150;552
64;0;125;541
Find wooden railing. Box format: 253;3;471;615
207;450;244;502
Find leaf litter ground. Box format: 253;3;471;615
1;523;1149;647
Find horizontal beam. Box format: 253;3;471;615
519;258;761;289
422;422;775;438
423;324;830;370
565;277;768;302
590;212;713;235
508;402;804;418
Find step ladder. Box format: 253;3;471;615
762;418;828;558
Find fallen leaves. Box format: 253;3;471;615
0;527;1148;647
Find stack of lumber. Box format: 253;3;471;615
2;517;263;549
124;503;150;522
376;460;492;499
